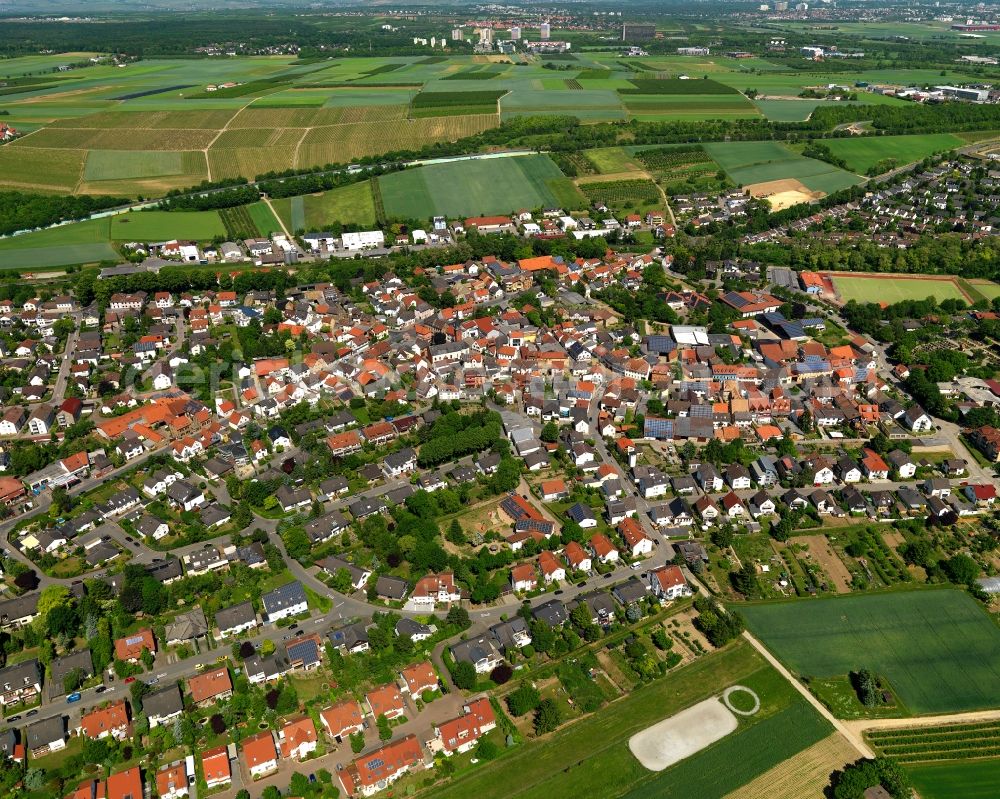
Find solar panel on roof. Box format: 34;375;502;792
369;758;384;768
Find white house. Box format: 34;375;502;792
650;565;692;600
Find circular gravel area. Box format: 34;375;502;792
722;685;760;716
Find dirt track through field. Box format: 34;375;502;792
845;708;1000;735
742;632;875;758
791;534;853;593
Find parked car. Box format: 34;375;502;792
66;692;82;703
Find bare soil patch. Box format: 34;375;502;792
745;177;823;210
791;534;853;593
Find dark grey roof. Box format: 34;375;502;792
143;684;183;720
26;715;65;750
450;635;500;666
146;558;183;583
531;599;567;627
612;578;647;606
50;649;93;685
383;448;416;470
396;618;431;639
375;575;409;600
317;556;368;585
489;617;529;651
328;621;370;651
566;502;596;523
262;581;307;614
0;592;39;624
215;601;257;632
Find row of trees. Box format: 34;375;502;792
416;409;503;467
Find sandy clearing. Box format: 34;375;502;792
723;733;859;799
791;534;853;593
629;697;737;771
745;177;824;210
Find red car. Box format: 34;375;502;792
124;677;136;684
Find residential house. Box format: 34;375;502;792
432;697;496;756
366;683;406;720
510;563;538;592
261;581;308;622
215;601;258;638
538;550;566;583
321;699;365;741
649;565;691;600
338;734;424;798
242;731;279;778
411;572;461;608
156;762;189;799
399;662;438;696
278;716;318;761
144;685;183;729
450;636;502;674
80;700;130;741
113;629;156;663
201;745;232;788
564;540;592;572
187;667;233;707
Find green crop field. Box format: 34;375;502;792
620;78;740;95
585;147;644;174
703;140;862;192
831;274;968;304
741;589;1000;715
0;217;110;251
622;95;759;120
0;217;118;269
907;759;1000;799
247;201;283;236
378;154;584;219
430;641;831;799
110;210;225;241
821;134;964;174
273;180;376;232
82;150;204;181
753;99;831;122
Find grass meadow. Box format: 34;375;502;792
821;134;964;174
907;759;1000;799
378;154;584;219
741;589;1000;715
110;210;225;241
273;180;377;232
